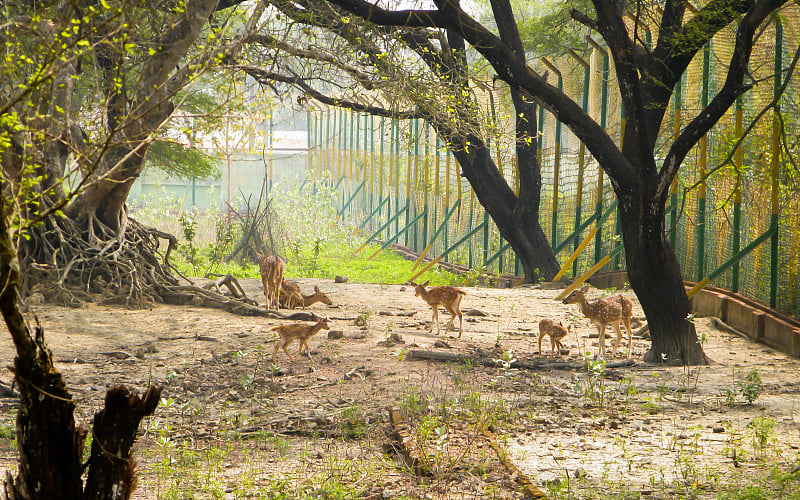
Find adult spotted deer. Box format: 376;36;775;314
258;254;284;310
562;286;633;358
538;319;569;358
409;281;466;337
279;279;304;309
271;317;330;364
280;281;333;309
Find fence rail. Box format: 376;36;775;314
302;15;800;321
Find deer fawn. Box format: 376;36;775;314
409;281;466;337
562;286;633;358
280;281;333;309
258;254;284;310
538;319;570;358
271;317;330;364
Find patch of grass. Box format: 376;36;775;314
137;178;468;285
0;418;15;442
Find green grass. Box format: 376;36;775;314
172;238;471;287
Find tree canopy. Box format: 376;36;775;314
324;0;795;364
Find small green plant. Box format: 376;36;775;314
575;354;607;407
178;211;199;271
740;369;763;405
355;309;371;327
0;419;15;442
723;422;747;467
749;416;776;458
401;386;429;415
725;369;764;405
340;405;367;439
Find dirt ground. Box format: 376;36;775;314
1;278;799;499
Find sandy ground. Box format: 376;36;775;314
1;278;799;499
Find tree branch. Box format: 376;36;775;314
328;0;635;185
234;64;422;118
657;0;789;200
569;9;598;31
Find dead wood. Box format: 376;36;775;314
165;285;316;321
204;273;248;299
387;407;431;476
481;426;547;499
83;385;163;498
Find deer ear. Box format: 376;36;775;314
580;286;589;292
314;285;321;292
422;281;430;287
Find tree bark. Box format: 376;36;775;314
2;182;163;500
450;138;560;282
618;191;708;365
83;386;162;500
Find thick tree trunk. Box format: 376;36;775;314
2;186;162;500
618;192;708;365
452;142;560;282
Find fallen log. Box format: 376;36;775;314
481;426;547;499
165;285;317;321
387;407;431;476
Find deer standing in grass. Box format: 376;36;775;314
538;319;570;358
271;317;330;364
562;286;633;358
409;281;466;337
258;254;284;310
280;281;333;309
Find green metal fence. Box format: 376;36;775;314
300;16;800;321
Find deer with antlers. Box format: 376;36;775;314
562;286;633;359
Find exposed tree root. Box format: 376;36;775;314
19;213;312;321
387;407;431;476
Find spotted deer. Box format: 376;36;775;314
562;286;633;358
538;319;570;358
279;279;305;309
409;281;466;337
258;254;284;310
302;285;333;308
271;317;330;364
280;281;333;309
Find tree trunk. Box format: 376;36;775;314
2;186;163;500
452;141;560;282
618;192;708;365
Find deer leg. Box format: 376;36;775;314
623;317;633;357
555;339;566;358
596;324;606;359
282;338;296;362
443;308;456;335
538;333;544;355
611;322;623;358
272;339;284;364
300;340;315;363
298;339;312;360
430;307;440;335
